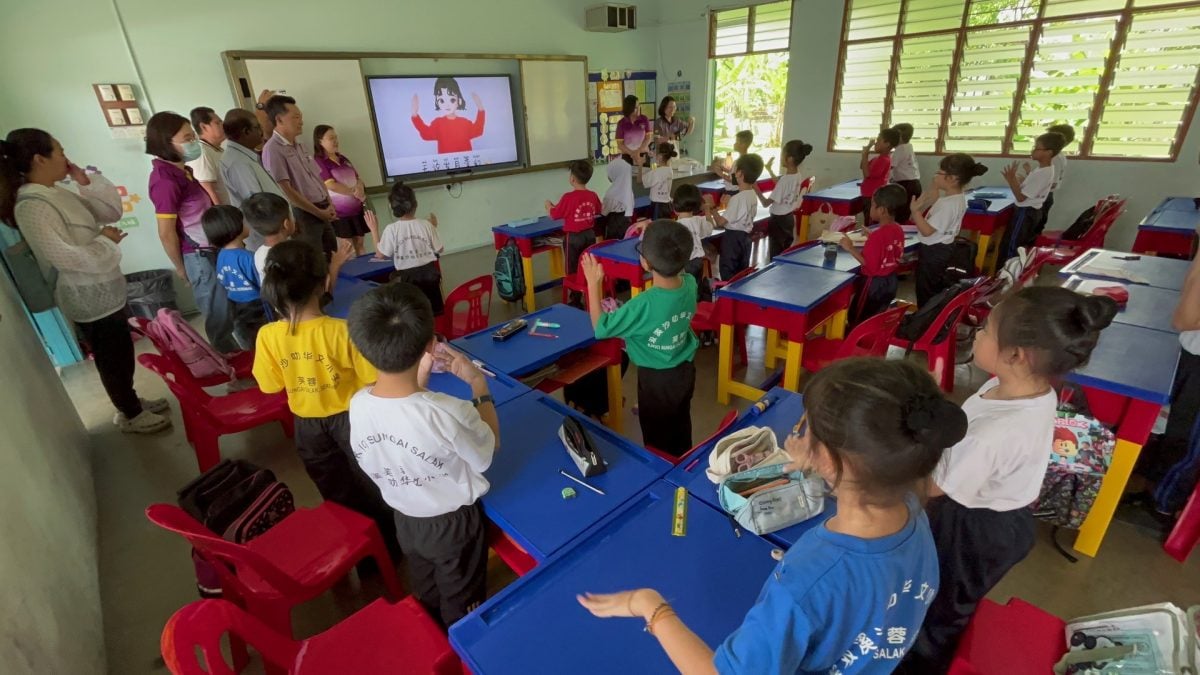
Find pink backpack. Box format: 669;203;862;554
145;308;236;382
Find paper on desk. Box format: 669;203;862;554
1069;278;1127;296
1083;264;1148;285
818;231;866;246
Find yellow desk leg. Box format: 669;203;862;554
798;214;810;243
716;323;734;405
764;329;780;369
522;256;537;313
783;339;804;391
984;226;1006;276
974;234;991;274
549;248;565;279
605;363;623;433
1073;438;1144;557
829;308;849;340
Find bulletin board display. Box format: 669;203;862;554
588;70;656;161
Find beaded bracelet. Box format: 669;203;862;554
644;602;675;635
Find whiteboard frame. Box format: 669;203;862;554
222;50;591;191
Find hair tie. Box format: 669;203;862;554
902;394;939;439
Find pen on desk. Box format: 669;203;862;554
559;469;605;496
536;321;562;328
471;360;496;378
530;332;559;339
684;455;702;472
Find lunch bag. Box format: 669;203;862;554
718;463;826;536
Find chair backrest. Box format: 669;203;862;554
129;316;203;381
915;284;981;347
145;503;306;597
137;353;215;415
162;599;298;675
838;304;909;359
442;275;493;339
1081;197;1125;249
711;264;758;291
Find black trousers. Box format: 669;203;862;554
77;307;143;419
1042;191;1056;228
603;212;629;241
719;230;752;281
897;179;923;202
390;261;444;315
766;213;794;259
393;502;487;628
293;412;398;548
292;203;337;258
684;257;709;301
854;274;898;325
230;300;269;352
901;497;1036;674
1142;350;1200;511
651;201;672;220
637;360;696;456
997;206;1044;267
916;243;956;308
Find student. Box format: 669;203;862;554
347;282;499;627
842;184;907;324
757;139;813;258
544;159;602;303
377;182;445;315
900;287;1117;673
1043;123;1075;225
601;153;635;241
252;239;396;548
242;192;295;282
890;123;921;201
411;77;485;154
579;357;968;674
706;153;764;281
581;220;698;456
202;205;268;351
710;130;753;200
640;142;677;220
671;184;713;298
910;153;989;306
860;128;900;224
998;132;1065;265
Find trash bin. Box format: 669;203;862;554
125;269;178;319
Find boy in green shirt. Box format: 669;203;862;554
581;220;699;456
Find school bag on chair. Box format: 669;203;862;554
494;240;526;303
141;307;236;382
895;279;976;344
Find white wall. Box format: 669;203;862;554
657;0;1200;250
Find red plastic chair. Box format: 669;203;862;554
162;597;462;675
1165;479;1200;562
138;353;293;472
488;524;537;576
948;598;1066;675
129;316;255;387
889;283;982;392
691;266;758;367
1035;196;1125;266
802;304;909;373
562;242;617;305
146;502;402;640
440;275;493;339
645;409;739;466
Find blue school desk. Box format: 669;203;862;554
1059;248;1189;291
1133;197;1199;258
588;236;652;294
492;216;566;313
714;264;857;403
1062;275;1180;334
695;178;728;195
324;278;379;319
1064;322;1180;557
666;388;834;548
962;186;1017;274
772;235;920;274
337;253;394;283
450;481;779;674
798;180;864;242
425;369;533;407
479;393;670;562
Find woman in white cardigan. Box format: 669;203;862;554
1;129;170;433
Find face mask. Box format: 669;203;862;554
179;140;202;162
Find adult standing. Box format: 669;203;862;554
145;111;237;353
615;95;652;159
313;124;376;256
652;96;694;150
219;108;284;251
188;107;228;206
1;128;171;433
260;95;336;258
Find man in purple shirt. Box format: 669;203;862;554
260;95;336;257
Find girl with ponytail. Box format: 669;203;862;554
758;139;813;258
909;152;989;306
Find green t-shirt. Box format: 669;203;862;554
595;273;699;369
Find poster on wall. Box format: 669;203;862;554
668;81;691;119
598;81;623;112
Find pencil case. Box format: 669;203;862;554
559;416;607;478
718;463;825;536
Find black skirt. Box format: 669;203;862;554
331;212;371;239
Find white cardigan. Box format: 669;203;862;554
15;174;126;323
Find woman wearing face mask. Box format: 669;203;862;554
1;128;171;433
146;111;236;353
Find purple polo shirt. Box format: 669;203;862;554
314;153;364;219
261;131;329;205
616;114;651;152
149;158;213;252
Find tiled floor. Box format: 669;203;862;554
62;244;1200;673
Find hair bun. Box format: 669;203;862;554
973;163;989;177
903;394;968;449
1075;295;1118;332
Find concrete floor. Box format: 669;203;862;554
59;243;1200;673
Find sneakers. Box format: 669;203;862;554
140;397;170;414
115;410;172;434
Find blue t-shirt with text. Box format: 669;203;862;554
216;247;260;304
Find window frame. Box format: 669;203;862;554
827;0;1200;162
709;1;796;59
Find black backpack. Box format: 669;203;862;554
494;240;526;303
1061;206;1097;241
895;280;975;343
947;236;978;280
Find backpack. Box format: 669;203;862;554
1061;206;1096;242
144;307;235;382
947;236;978;280
895;279;975;343
177;459;296;597
494;240;526;303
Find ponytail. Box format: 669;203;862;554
940;153;988;188
993;287;1118;378
657;141;678;161
0;129;54;228
261;240;329;333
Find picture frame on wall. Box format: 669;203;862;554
106;109;128;126
116;85;136;101
123;108;143;125
96;85;117;102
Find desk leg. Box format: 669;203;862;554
548;248;565;279
605;363;623;432
717;323;734;405
974;234;991;274
764;329;780;369
829;308;849;340
783;339;804;391
522;256;537;314
797;214;811;243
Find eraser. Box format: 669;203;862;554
562;487;577;500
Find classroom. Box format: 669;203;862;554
2;0;1200;672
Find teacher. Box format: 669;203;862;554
260;95;337;258
615;95;652;159
2;128;171;434
653;96;694;147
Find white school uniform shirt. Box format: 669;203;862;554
934;377;1057;511
377;218;444;270
918;193;967;245
1181;329;1200;357
254;244;271;282
1016;165;1054;209
723;190;758;233
641;166;673;204
1051;153;1067;192
188;140;229;205
602;157;635;217
677;214;714;260
891;143;919;181
769;172;803;216
349;389;495;518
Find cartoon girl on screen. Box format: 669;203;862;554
410;77;486;153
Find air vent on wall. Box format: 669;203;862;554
586;4;637;32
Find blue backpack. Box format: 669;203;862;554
494;240;526;303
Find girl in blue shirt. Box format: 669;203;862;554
202;205;267;351
579;358;968;674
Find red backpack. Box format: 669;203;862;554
143;308;235;382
